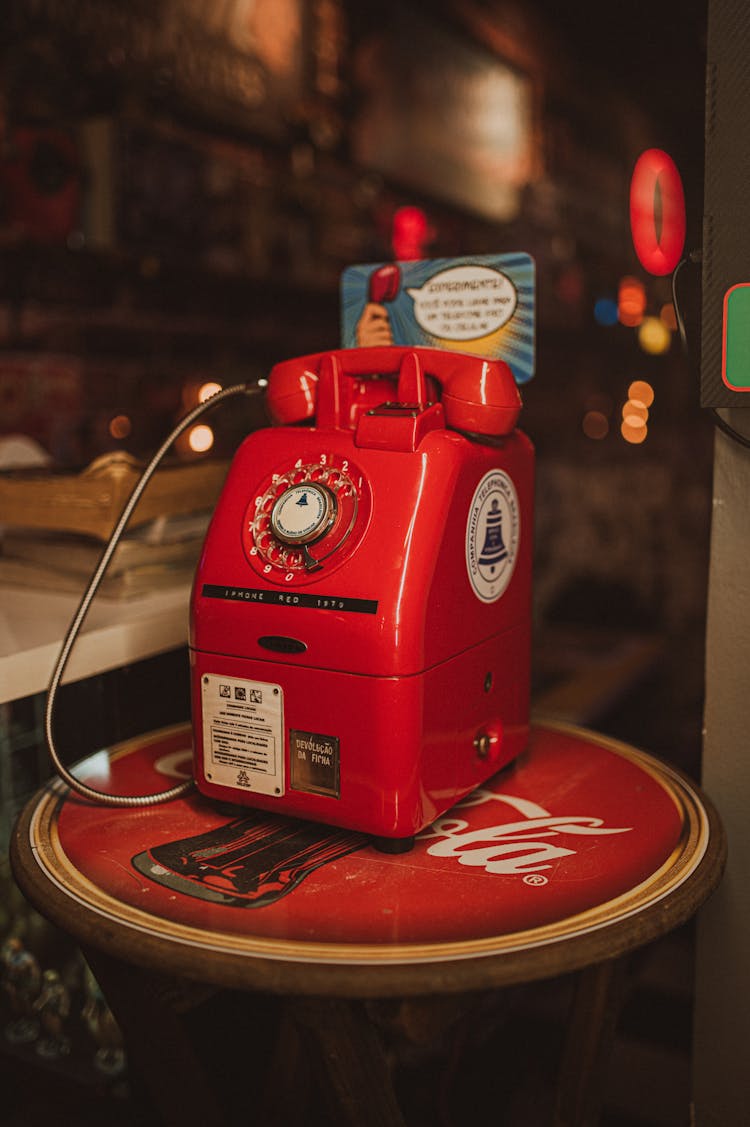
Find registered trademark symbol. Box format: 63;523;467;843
523;874;548;887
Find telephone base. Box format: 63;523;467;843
372;835;415;855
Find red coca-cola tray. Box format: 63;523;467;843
14;723;723;995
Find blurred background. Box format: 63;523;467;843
0;2;713;1124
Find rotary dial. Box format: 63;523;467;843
243;457;366;584
270;482;336;545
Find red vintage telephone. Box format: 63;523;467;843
45;345;533;851
190;346;534;849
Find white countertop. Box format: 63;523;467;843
0;581;192;704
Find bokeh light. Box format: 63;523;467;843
620;381;654;444
638;316;671;355
621;419;648;444
623;402;649;425
198;381;222;402
594;297;619;326
618;276;646;327
628;380;654;407
392;206;431;261
108;414;132;440
188;425;214;453
582;410;609;439
660;303;678;331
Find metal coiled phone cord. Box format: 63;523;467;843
45;382;263;807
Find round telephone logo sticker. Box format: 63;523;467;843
466;470;519;602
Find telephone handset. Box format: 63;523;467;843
266;346;522;438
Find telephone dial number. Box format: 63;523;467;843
242;455;368;584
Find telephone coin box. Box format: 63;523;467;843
190;346;534;845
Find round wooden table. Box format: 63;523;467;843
11;722;725;1127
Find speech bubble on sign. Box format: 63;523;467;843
406;265;518;342
341;253;536;382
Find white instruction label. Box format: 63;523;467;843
201;673;284;797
